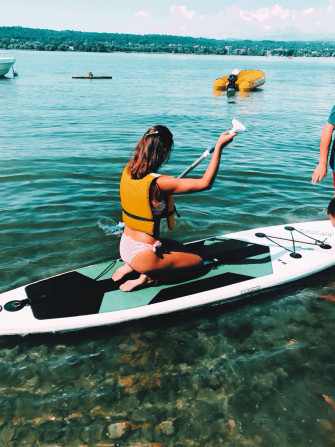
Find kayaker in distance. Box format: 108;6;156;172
112;125;236;291
311;105;335;189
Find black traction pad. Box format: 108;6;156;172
149;272;253;304
26;272;116;319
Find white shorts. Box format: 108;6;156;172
119;233;162;266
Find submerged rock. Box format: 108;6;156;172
107;421;131;439
0;426;15;443
155;420;175;436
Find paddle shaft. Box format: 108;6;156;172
177;146;215;178
177;121;244;178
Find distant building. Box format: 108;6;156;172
225;46;232;55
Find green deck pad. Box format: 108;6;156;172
99;237;273;313
27;271;112;319
26;237;272;320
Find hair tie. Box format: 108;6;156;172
145;131;159;137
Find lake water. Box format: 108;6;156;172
1;50;335;446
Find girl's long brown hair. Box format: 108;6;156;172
127;125;174;180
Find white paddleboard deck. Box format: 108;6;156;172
1;220;334;336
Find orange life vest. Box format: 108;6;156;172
120;167;175;236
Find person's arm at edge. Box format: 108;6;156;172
312;122;335;184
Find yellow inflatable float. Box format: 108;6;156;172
213;69;266;91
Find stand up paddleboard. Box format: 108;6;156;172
0;220;334;336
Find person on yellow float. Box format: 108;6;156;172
112;125;236;292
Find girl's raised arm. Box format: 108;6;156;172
157;130;235;195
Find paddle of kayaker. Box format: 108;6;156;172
112;125;236;291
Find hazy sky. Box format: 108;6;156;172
1;0;335;40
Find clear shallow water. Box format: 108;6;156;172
1;50;335;446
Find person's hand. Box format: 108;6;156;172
311;163;327;184
217;130;236;149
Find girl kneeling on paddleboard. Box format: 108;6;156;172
112;125;236;291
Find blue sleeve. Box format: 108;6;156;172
328;105;335;126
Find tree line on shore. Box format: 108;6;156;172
0;26;334;57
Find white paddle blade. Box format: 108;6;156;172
229;119;246;135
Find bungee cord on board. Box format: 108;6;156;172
255;226;331;258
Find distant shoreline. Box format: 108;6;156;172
1;26;334;58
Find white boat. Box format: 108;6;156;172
0;53;16;77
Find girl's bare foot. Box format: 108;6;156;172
112;263;134;282
120;273;148;292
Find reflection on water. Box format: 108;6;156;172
213;86;264;105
